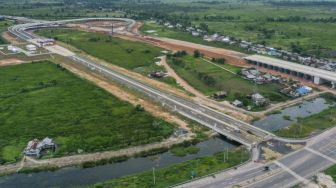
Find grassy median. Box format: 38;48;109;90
0;61;174;164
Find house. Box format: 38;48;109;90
296;86;312;96
149;71;166;78
26;44;37;51
252;93;267;106
37;39;55;46
213;91;227;99
192;31;200;36
222;37;230;43
24;137;56;158
232;100;243;107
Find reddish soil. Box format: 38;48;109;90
0;58;24;66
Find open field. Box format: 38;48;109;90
138;1;336;59
167;55;289;110
140;21;249;54
0;61;174;164
36;29;181;88
93;147;249;188
274;93;336;138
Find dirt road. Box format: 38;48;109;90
0;58;24;66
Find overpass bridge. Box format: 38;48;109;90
5;16;272;149
245;55;336;88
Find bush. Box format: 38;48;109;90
193;50;201;58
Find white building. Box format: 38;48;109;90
26;44;37;51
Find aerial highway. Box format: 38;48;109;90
6;16;271;149
5;16;336;187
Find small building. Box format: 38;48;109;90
191;31;200;36
37;39;55;47
174;128;188;137
26;44;37;51
232;100;243;107
296;86;312;96
7;45;18;53
149;71;166;78
24;137;56;158
213;91;227;99
252;93;267;106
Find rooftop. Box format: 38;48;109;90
244;55;336;82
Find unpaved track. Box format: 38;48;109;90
160;55;255;121
0;58;24;66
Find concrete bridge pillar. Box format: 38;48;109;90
313;76;326;85
332;82;336;89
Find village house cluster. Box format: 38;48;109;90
154;19;336;73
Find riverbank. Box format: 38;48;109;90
93;147;249;188
0;135;194;177
0;136;241;188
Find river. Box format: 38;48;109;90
0;136;238;188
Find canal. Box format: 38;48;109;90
0;136;238;188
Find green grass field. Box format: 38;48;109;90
93;147;249;188
36;29;162;70
140;21;249;53
167;55;288;110
0;61;174;164
36;29;182;88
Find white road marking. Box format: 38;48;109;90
273;161;310;184
305;147;336;164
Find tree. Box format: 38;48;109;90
194;50;201;58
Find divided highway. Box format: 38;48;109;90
6;16;271;149
5;16;336;188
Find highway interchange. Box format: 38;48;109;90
3;15;336;187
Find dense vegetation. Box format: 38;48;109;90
325;165;336;182
93;147;249;188
167;54;288;108
0;61;173;164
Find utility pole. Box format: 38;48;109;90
223;149;226;163
152;167;156;185
226;147;229;161
110;22;114;36
240;147;244;163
